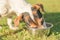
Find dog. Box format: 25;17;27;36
13;4;46;29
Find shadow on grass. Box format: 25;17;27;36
44;12;60;35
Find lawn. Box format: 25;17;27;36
0;0;60;40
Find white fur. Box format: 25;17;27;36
9;0;34;20
7;18;12;27
0;0;34;20
0;0;7;16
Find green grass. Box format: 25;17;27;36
0;12;60;40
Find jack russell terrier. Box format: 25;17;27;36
13;4;46;29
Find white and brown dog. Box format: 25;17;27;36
14;4;46;29
0;0;46;30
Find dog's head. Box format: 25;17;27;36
31;4;45;18
31;4;44;27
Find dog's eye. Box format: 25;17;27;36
31;7;36;11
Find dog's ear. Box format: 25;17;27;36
32;4;43;10
33;4;42;9
36;4;45;12
36;4;43;8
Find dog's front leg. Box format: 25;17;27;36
7;17;12;28
7;17;19;30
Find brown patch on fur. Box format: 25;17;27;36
14;14;23;27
